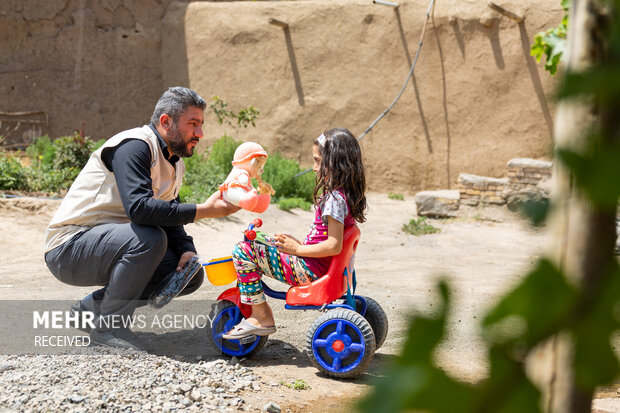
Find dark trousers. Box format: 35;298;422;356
45;223;204;329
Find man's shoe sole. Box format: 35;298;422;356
89;330;144;352
69;301;92;334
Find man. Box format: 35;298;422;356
44;87;240;350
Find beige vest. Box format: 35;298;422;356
44;125;185;252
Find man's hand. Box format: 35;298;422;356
195;192;241;220
274;233;301;255
177;251;196;271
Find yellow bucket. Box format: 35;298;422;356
205;257;237;286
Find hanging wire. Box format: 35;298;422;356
294;0;437;177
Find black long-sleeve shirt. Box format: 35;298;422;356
100;124;197;256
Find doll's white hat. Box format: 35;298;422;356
231;142;268;165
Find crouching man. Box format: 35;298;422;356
44;87;240;351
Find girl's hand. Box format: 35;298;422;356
274;233;301;254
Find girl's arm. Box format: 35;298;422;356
274;217;344;257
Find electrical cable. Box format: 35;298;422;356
294;0;437;177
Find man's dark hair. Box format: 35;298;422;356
150;87;206;125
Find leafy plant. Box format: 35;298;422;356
279;379;310;390
179;149;228;204
531;0;569;75
207;134;240;173
209;96;259;128
402;216;440;236
261;152;315;202
0;152;27;190
388;192;404;201
25;135;55;167
278;197;312;211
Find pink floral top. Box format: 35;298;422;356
303;189;356;275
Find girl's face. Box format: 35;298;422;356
312;144;322;174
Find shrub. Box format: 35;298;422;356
261;152;315;202
388;192;404;201
207;134;240;173
25;135;55;167
51;133;104;177
180;152;228;204
19;133;105;193
278;197;312;211
0;152;27;190
402;216;440;236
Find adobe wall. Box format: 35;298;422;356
1;0;563;192
165;0;561;192
0;0;188;145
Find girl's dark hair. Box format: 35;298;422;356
313;128;367;223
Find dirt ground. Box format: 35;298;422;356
0;193;618;412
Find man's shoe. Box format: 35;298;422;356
90;329;148;352
69;300;92;334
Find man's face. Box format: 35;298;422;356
166;106;204;158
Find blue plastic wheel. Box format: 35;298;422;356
306;308;375;379
207;301;267;358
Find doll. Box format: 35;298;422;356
219;142;275;213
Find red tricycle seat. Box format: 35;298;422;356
285;225;360;306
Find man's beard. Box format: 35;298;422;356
167;123;198;158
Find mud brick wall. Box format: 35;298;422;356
506;158;552;192
457;173;508;206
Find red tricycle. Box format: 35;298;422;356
203;219;388;379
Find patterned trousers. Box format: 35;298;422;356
232;241;319;304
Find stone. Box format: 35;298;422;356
263;401;282;413
506;158;552;170
189;390;202;402
70;395;86;403
458;173;508;189
414;190;460;218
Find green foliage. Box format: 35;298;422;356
531;0;569;75
25;135;55;167
278;197;312;211
0;133;104;194
209;96;259;128
261;152;315;202
402;216;440;236
556;135;620;210
279;379;310;390
179;148;228;204
208;134;241;173
0;152;27;190
51;133;103;176
388;192;404;201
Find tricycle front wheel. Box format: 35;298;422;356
206;301;268;358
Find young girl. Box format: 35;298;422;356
223;128;367;339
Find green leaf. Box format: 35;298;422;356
476;346;543;413
358;281;477;413
556;137;620;209
573;263;620;389
559;66;620;104
483;259;577;348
